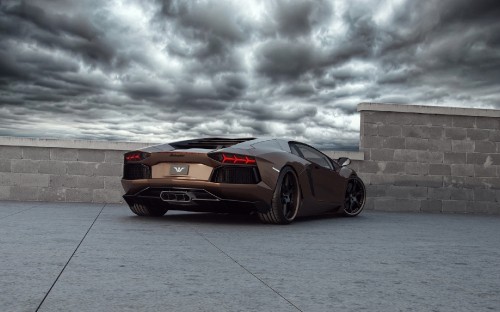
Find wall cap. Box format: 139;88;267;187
323;151;364;161
357;102;500;118
0;136;158;151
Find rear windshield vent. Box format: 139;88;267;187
123;164;151;180
211;166;260;184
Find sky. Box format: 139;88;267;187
1;0;499;150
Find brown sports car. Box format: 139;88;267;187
122;138;366;224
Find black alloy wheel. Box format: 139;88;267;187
258;167;300;224
343;176;366;217
280;171;299;221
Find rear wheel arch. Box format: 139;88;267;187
283;162;309;199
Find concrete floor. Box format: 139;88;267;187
1;201;499;312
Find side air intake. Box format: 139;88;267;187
123;164;151;180
211;166;260;184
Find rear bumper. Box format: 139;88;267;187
122;179;273;214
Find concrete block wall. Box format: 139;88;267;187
358;103;500;214
0;137;154;203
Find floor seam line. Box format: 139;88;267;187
193;228;303;312
34;203;107;312
0;203;40;221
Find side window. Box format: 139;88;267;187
290;144;302;156
251;139;283;151
291;143;333;169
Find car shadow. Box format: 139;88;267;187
295;213;344;223
123;211;347;226
124;212;257;226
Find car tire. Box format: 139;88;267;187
129;203;168;217
343;175;366;217
258;166;300;225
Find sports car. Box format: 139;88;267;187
121;137;366;224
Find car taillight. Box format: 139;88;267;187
124;151;150;162
209;153;257;165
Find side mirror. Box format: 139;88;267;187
338;157;351;167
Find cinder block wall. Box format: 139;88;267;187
0;138;153;203
358;103;500;214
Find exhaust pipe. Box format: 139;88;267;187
160;191;191;202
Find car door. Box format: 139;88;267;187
290;143;346;207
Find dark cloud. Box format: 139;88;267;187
1;0;500;150
334;10;377;60
238;103;318;122
332;103;358;115
282;82;316;97
156;0;249;76
439;0;500;25
5;2;99;41
255;40;319;80
213;74;248;100
123;81;170;100
377;67;422;85
0;51;29;83
269;0;332;37
2;1;121;70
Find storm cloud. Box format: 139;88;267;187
1;0;499;150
